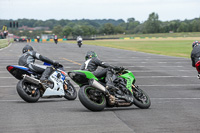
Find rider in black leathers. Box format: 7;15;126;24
80;51;120;89
18;45;59;83
191;41;200;78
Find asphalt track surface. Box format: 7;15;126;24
0;42;200;133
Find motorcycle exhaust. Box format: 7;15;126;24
89;79;108;93
23;75;40;85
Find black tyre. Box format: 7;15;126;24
16;80;40;103
78;85;106;111
64;80;77;100
132;85;151;109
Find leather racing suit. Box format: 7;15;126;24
80;57;114;86
191;45;200;68
18;50;56;80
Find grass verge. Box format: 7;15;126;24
72;38;199;58
0;39;9;49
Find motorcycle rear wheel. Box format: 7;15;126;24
16;80;40;103
78;85;106;111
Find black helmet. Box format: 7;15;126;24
192;41;199;48
22;45;33;53
85;51;97;60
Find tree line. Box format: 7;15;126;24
1;12;200;38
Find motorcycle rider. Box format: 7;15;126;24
77;36;82;45
54;35;58;44
18;45;60;86
80;51;124;91
36;36;40;43
191;40;200;78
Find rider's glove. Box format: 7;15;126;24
113;66;121;71
53;61;60;67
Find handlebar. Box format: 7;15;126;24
53;64;64;70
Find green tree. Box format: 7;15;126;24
52;25;63;37
144;12;160;33
62;26;72;37
45;21;54;29
114;25;125;34
177;22;188;32
72;25;84;37
101;23;115;35
127;18;135;23
125;18;140;33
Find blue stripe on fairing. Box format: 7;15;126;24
11;65;33;73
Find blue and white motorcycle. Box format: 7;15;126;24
6;64;77;103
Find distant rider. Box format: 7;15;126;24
80;51;122;90
191;41;200;78
18;45;60;85
54;35;58;44
77;36;82;45
36;36;40;43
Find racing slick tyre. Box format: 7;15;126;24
78;85;106;111
16;80;40;103
64;80;77;100
132;85;151;109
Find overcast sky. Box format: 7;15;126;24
0;0;199;22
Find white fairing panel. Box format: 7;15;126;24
43;71;65;97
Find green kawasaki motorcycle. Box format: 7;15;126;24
68;67;151;111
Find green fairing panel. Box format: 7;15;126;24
73;70;98;80
119;70;135;93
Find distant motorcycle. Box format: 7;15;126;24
77;40;82;48
68;67;151;111
36;36;40;43
7;63;77;103
54;39;58;44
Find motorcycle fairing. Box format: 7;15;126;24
68;70;98;86
7;65;33;80
43;71;65;97
119;70;135;94
69;70;136;94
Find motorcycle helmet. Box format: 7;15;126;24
85;51;97;60
22;44;33;53
192;41;199;48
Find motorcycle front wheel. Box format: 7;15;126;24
78;85;106;111
63;80;77;100
132;85;151;109
16;80;40;103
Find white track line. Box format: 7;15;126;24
0;84;199;88
0;77;14;79
0;85;15;87
125;66;184;67
151;98;200;100
139;84;200;87
0;98;200;102
131;70;192;72
136;76;196;78
0;76;196;79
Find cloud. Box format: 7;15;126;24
0;0;199;21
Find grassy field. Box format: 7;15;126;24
70;37;200;58
0;39;14;49
0;39;9;49
95;32;200;38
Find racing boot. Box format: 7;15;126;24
40;67;54;89
40;79;49;90
106;78;119;91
